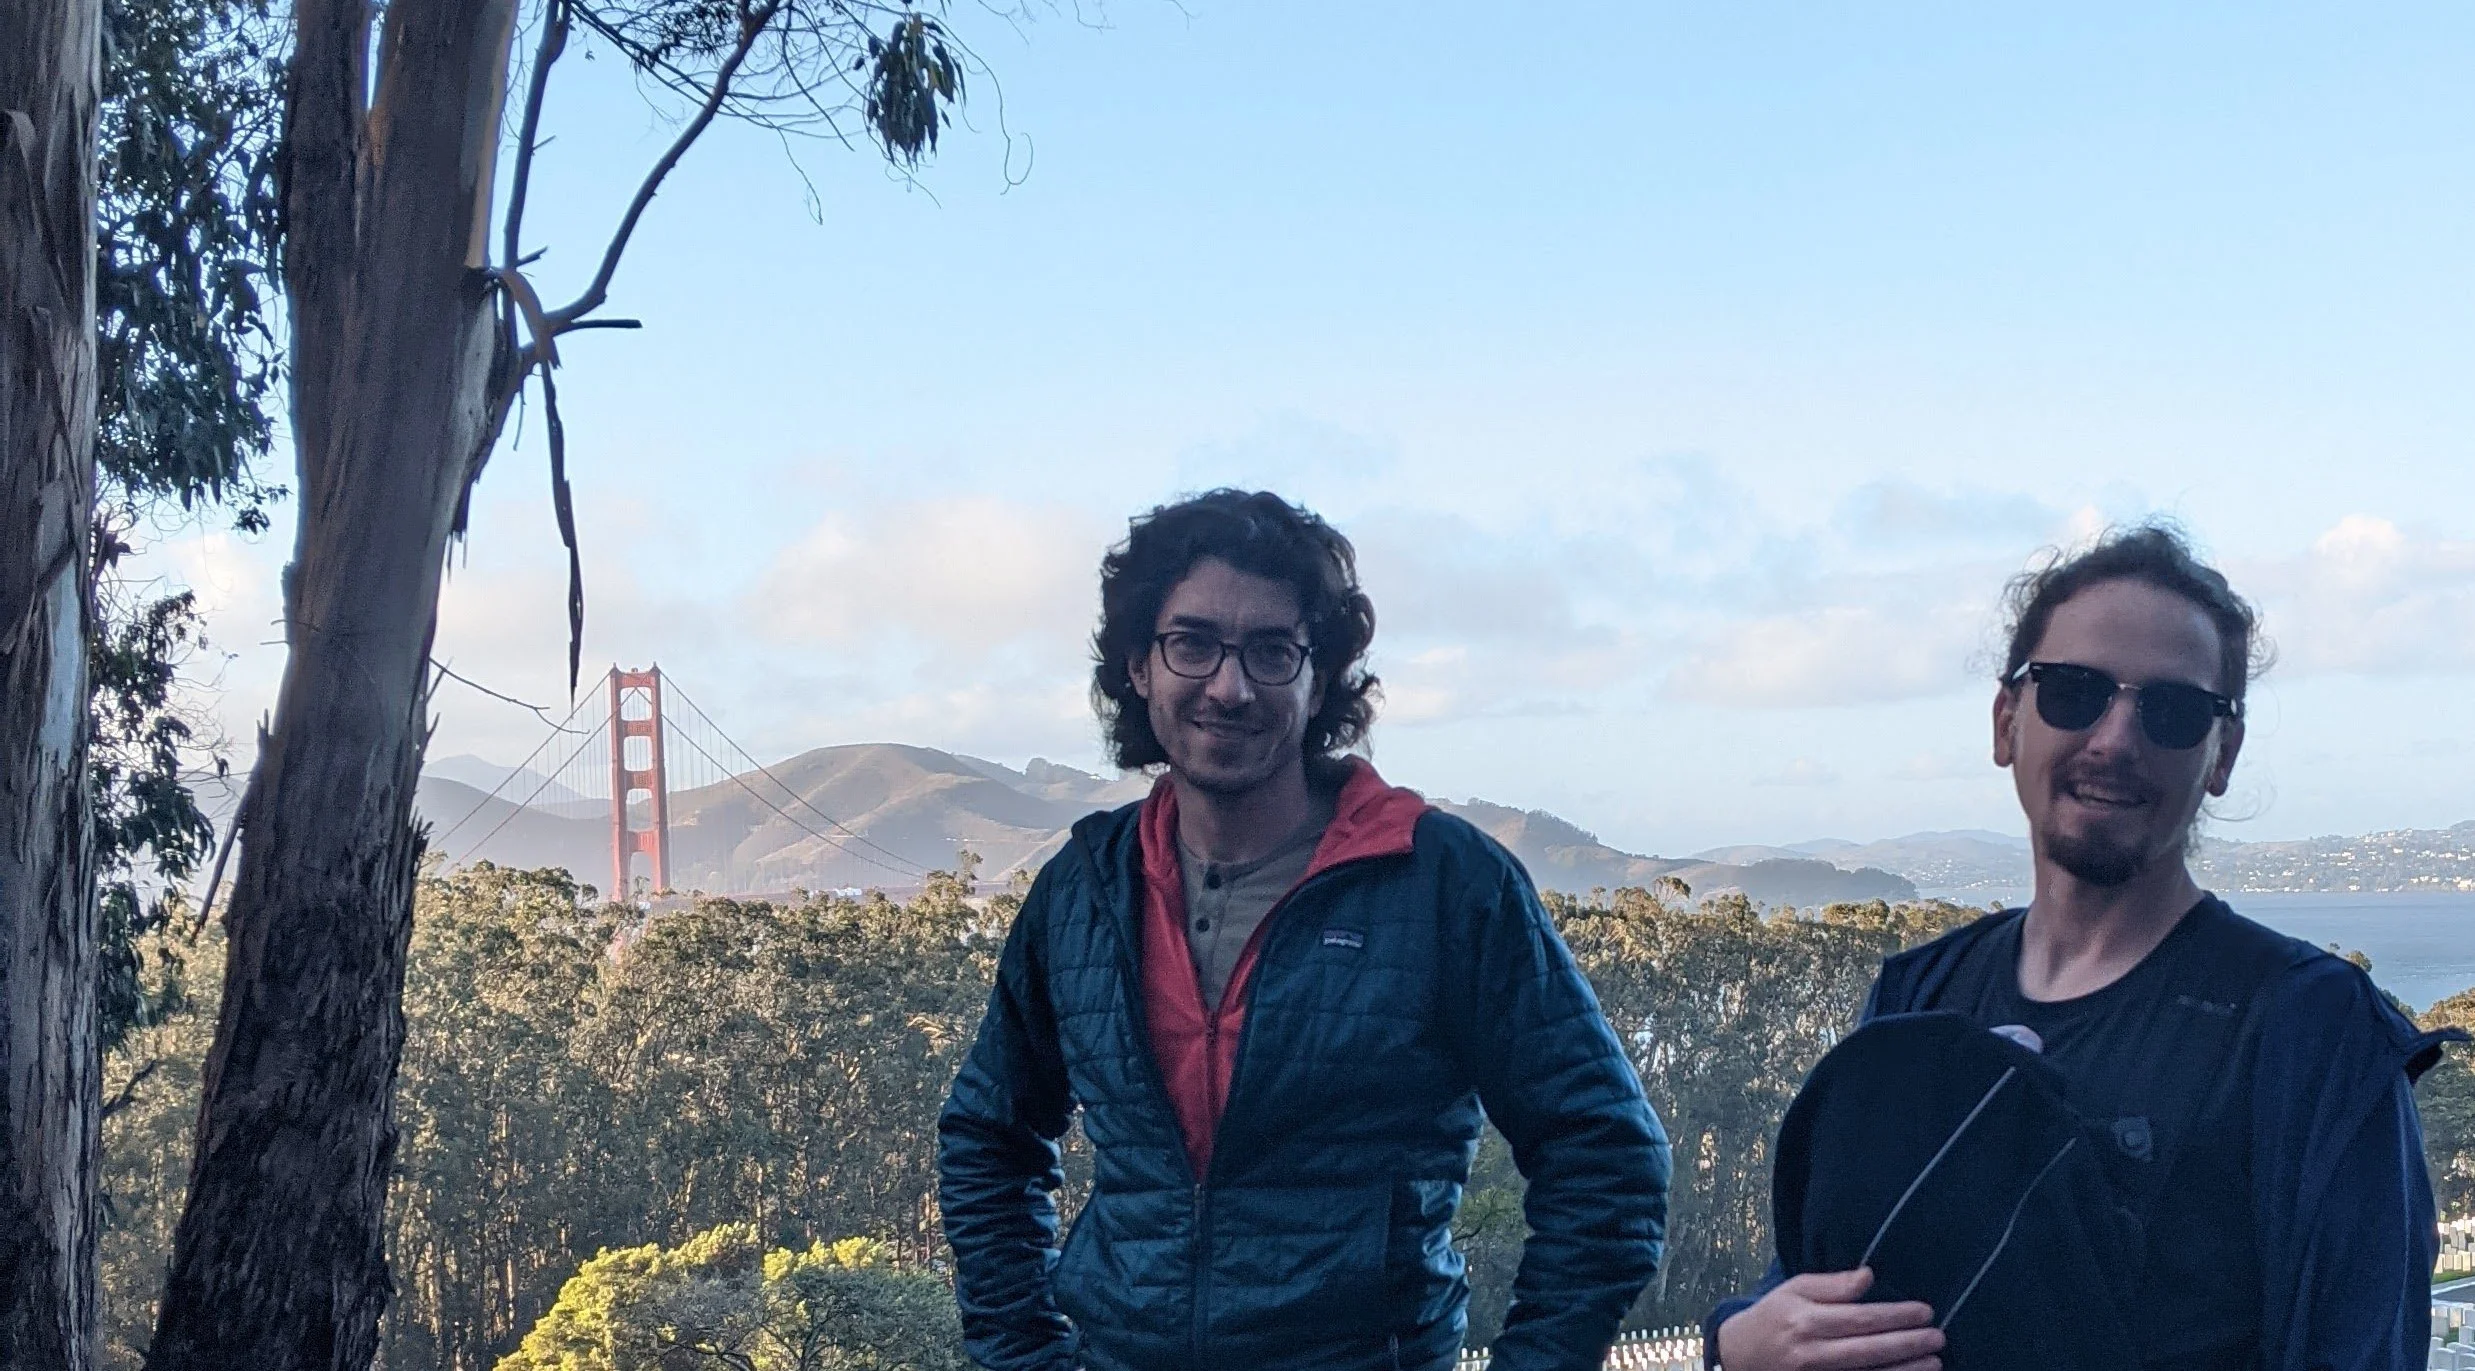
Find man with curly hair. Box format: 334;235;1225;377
938;489;1671;1371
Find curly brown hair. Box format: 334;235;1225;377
2000;521;2268;705
1092;490;1380;772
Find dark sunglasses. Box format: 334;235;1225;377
2012;661;2238;751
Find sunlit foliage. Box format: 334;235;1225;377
495;1223;966;1371
101;868;2464;1365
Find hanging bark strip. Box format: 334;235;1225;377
142;0;979;1361
541;365;585;696
0;2;104;1367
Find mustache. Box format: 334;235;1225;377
2054;761;2161;803
1182;704;1268;728
1183;695;1270;720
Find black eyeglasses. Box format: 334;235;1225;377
1152;630;1310;686
2012;661;2238;751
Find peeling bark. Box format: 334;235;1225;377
142;0;522;1365
0;0;103;1365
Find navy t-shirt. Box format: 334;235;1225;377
1926;896;2262;1371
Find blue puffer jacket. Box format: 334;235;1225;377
937;767;1670;1371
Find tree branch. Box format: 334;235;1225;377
101;1060;162;1122
501;0;568;275
546;0;781;329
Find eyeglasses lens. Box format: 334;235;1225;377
2031;666;2115;732
2135;686;2217;750
1157;632;1307;684
2030;664;2218;750
1241;642;1305;684
1160;634;1222;676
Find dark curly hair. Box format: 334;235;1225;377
1092;490;1380;772
2000;521;2268;706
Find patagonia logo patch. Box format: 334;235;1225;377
1321;929;1366;950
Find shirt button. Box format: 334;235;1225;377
1204;870;1222;889
1195;919;1211;933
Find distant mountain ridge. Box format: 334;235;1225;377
419;744;1913;904
421;744;1149;897
1693;831;2032;895
1694;824;2475;896
1432;799;1918;906
2192;822;2475;893
421;743;2474;902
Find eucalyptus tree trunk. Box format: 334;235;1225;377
0;0;103;1365
144;0;521;1364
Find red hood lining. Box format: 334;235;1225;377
1137;756;1424;886
1132;757;1426;1180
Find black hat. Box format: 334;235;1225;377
1772;1012;2143;1369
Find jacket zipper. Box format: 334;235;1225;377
1189;863;1364;1371
1191;1016;1219;1369
1190;1177;1211;1370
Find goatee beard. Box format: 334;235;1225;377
2046;828;2147;887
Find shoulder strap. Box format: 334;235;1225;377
2114;901;2306;1220
1877;910;2023;1018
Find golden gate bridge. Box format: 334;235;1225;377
426;663;935;899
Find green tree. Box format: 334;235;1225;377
495;1223;965;1371
2421;987;2475;1220
96;918;221;1370
372;865;1007;1370
581;874;998;1263
1457;890;1980;1338
386;864;626;1371
91;866;2475;1366
88;0;286;1055
148;0;1024;1355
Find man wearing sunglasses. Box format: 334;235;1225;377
939;490;1670;1371
1710;524;2451;1371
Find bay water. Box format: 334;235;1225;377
2238;891;2475;1013
1931;890;2475;1012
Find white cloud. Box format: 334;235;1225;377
1891;748;1988;782
1829;481;2063;549
1646;510;2475;719
1663;600;1989;708
1755;757;1842;787
764;675;1100;763
753;498;1109;654
2243;515;2475;677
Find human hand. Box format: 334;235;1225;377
1712;1267;1943;1371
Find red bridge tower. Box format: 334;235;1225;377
607;665;671;900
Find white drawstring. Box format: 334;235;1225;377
1860;1067;2020;1270
1939;1136;2081;1330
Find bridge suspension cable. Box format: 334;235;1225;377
428;666;604;849
429;663;947;890
662;726;928;882
445;721;611;867
661;681;931;879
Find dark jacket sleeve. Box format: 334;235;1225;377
1465;858;1672;1371
938;870;1080;1371
2253;959;2452;1371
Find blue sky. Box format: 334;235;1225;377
159;1;2475;855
